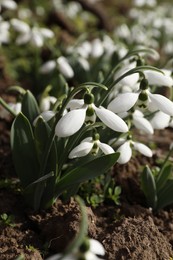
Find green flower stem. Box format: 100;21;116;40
0;98;17;117
97;65;163;106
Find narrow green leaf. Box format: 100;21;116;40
22;90;40;124
33;117;58;209
141;165;157;209
25;171;54;189
157;180;173;209
55;153;120;197
11;112;39;188
156;164;172;192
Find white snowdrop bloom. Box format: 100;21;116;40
40;96;57;112
133;142;153;157
117;141;132;164
39;60;57;74
40;28;54;39
117;140;152;164
132;110;154;134
0;0;17;10
55;99;128;137
0;102;21;118
91;38;104;58
114;62;139;88
30;28;44;47
133;0;156;7
76;41;92;59
0;21;10;44
144;70;173;87
116;24;131;40
69;137;114;159
57;56;74;78
11;19;30;33
78;57;90;71
46;238;105;260
148;92;173;116
33;111;55;126
150;111;170;129
108;92;139;114
66;99;85;110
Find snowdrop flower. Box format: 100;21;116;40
40;96;57;112
132;110;154;134
39;60;57;74
111;138;152;164
55;93;128;138
47;238;105;260
114;61;139;88
108;75;173;117
33;111;55;126
0;0;17;10
150;111;170;129
57;56;74;78
144;70;173;87
0;102;21;118
69;136;114;159
12;22;54;47
0;20;10;44
11;19;30;34
91;38;104;58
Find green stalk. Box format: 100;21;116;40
0;98;17;117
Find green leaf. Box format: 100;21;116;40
33;117;58;209
55;153;120;197
11;112;39;188
157;180;173;209
22;90;40;124
140;165;157;209
156;164;172;192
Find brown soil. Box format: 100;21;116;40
1;92;173;260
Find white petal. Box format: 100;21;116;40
89;239;105;256
148;93;173;116
68;142;93;158
40;28;54;38
108;137;126;147
117;142;132;164
108;93;139;113
85;251;100;260
98;142;115;155
150;111;170;129
11;19;30;33
1;0;17;10
144;70;173;87
33;111;55;126
55;108;86;137
133;142;152;157
66;99;84;110
133;116;154;134
39;60;56;74
94;106;128;133
57;56;74;78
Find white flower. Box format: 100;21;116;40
0;20;10;44
150;111;170;129
91;38;104;58
57;56;74;78
0;0;17;10
11;19;30;33
114;139;152;164
108;86;173;117
33;111;55;126
68;137;114;159
132;110;154;134
144;70;173;87
46;238;105;260
39;60;57;74
40;96;57;111
55;100;128;138
0;102;21;118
